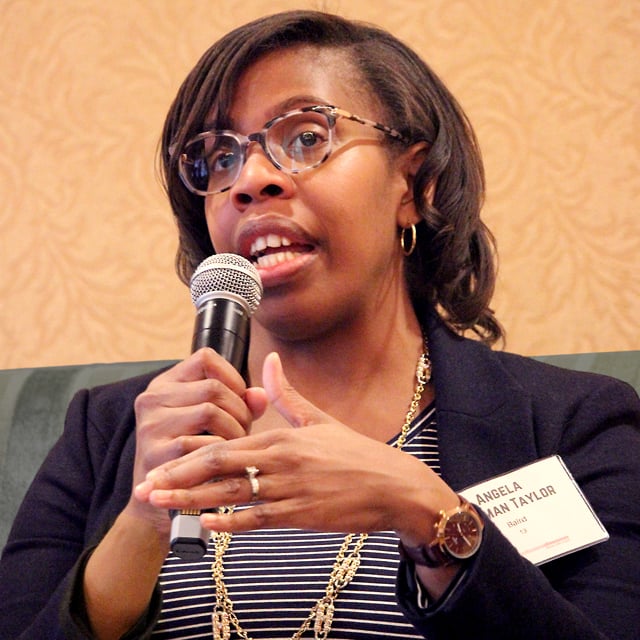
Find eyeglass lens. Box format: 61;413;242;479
180;109;334;195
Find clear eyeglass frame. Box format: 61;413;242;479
172;104;410;196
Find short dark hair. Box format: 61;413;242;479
160;10;503;344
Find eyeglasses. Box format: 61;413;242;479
174;105;409;196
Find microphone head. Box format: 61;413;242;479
190;254;263;314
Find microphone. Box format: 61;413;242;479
170;253;262;560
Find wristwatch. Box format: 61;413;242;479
398;495;484;567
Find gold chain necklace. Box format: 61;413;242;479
211;340;432;640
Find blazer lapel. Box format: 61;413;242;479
425;314;539;490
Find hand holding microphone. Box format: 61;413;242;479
169;253;262;559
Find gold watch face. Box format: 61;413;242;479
442;510;483;559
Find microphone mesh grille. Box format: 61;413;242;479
189;254;263;314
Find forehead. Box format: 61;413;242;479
228;46;377;129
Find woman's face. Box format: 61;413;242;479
204;46;420;341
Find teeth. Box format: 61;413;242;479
250;235;292;256
255;250;298;268
252;237;267;253
266;234;280;248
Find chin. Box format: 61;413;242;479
255;304;337;344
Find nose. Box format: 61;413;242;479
229;142;294;209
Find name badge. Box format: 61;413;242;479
459;455;608;565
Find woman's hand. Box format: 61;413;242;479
128;347;268;533
142;352;455;540
83;348;268;640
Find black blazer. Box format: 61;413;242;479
398;314;640;639
1;314;639;639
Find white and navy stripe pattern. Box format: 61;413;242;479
152;404;438;639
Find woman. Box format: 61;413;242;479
1;10;638;640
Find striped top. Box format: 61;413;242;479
152;404;438;639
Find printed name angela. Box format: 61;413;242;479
475;482;557;519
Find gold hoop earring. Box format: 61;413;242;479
400;224;417;256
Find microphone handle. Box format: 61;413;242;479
191;297;251;369
170;297;251;560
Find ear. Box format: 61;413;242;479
396;142;434;227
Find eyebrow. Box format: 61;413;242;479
205;94;332;132
276;95;330;113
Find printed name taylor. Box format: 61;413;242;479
475;482;557;519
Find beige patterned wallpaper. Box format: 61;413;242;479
1;0;638;368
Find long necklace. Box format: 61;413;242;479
211;340;432;640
